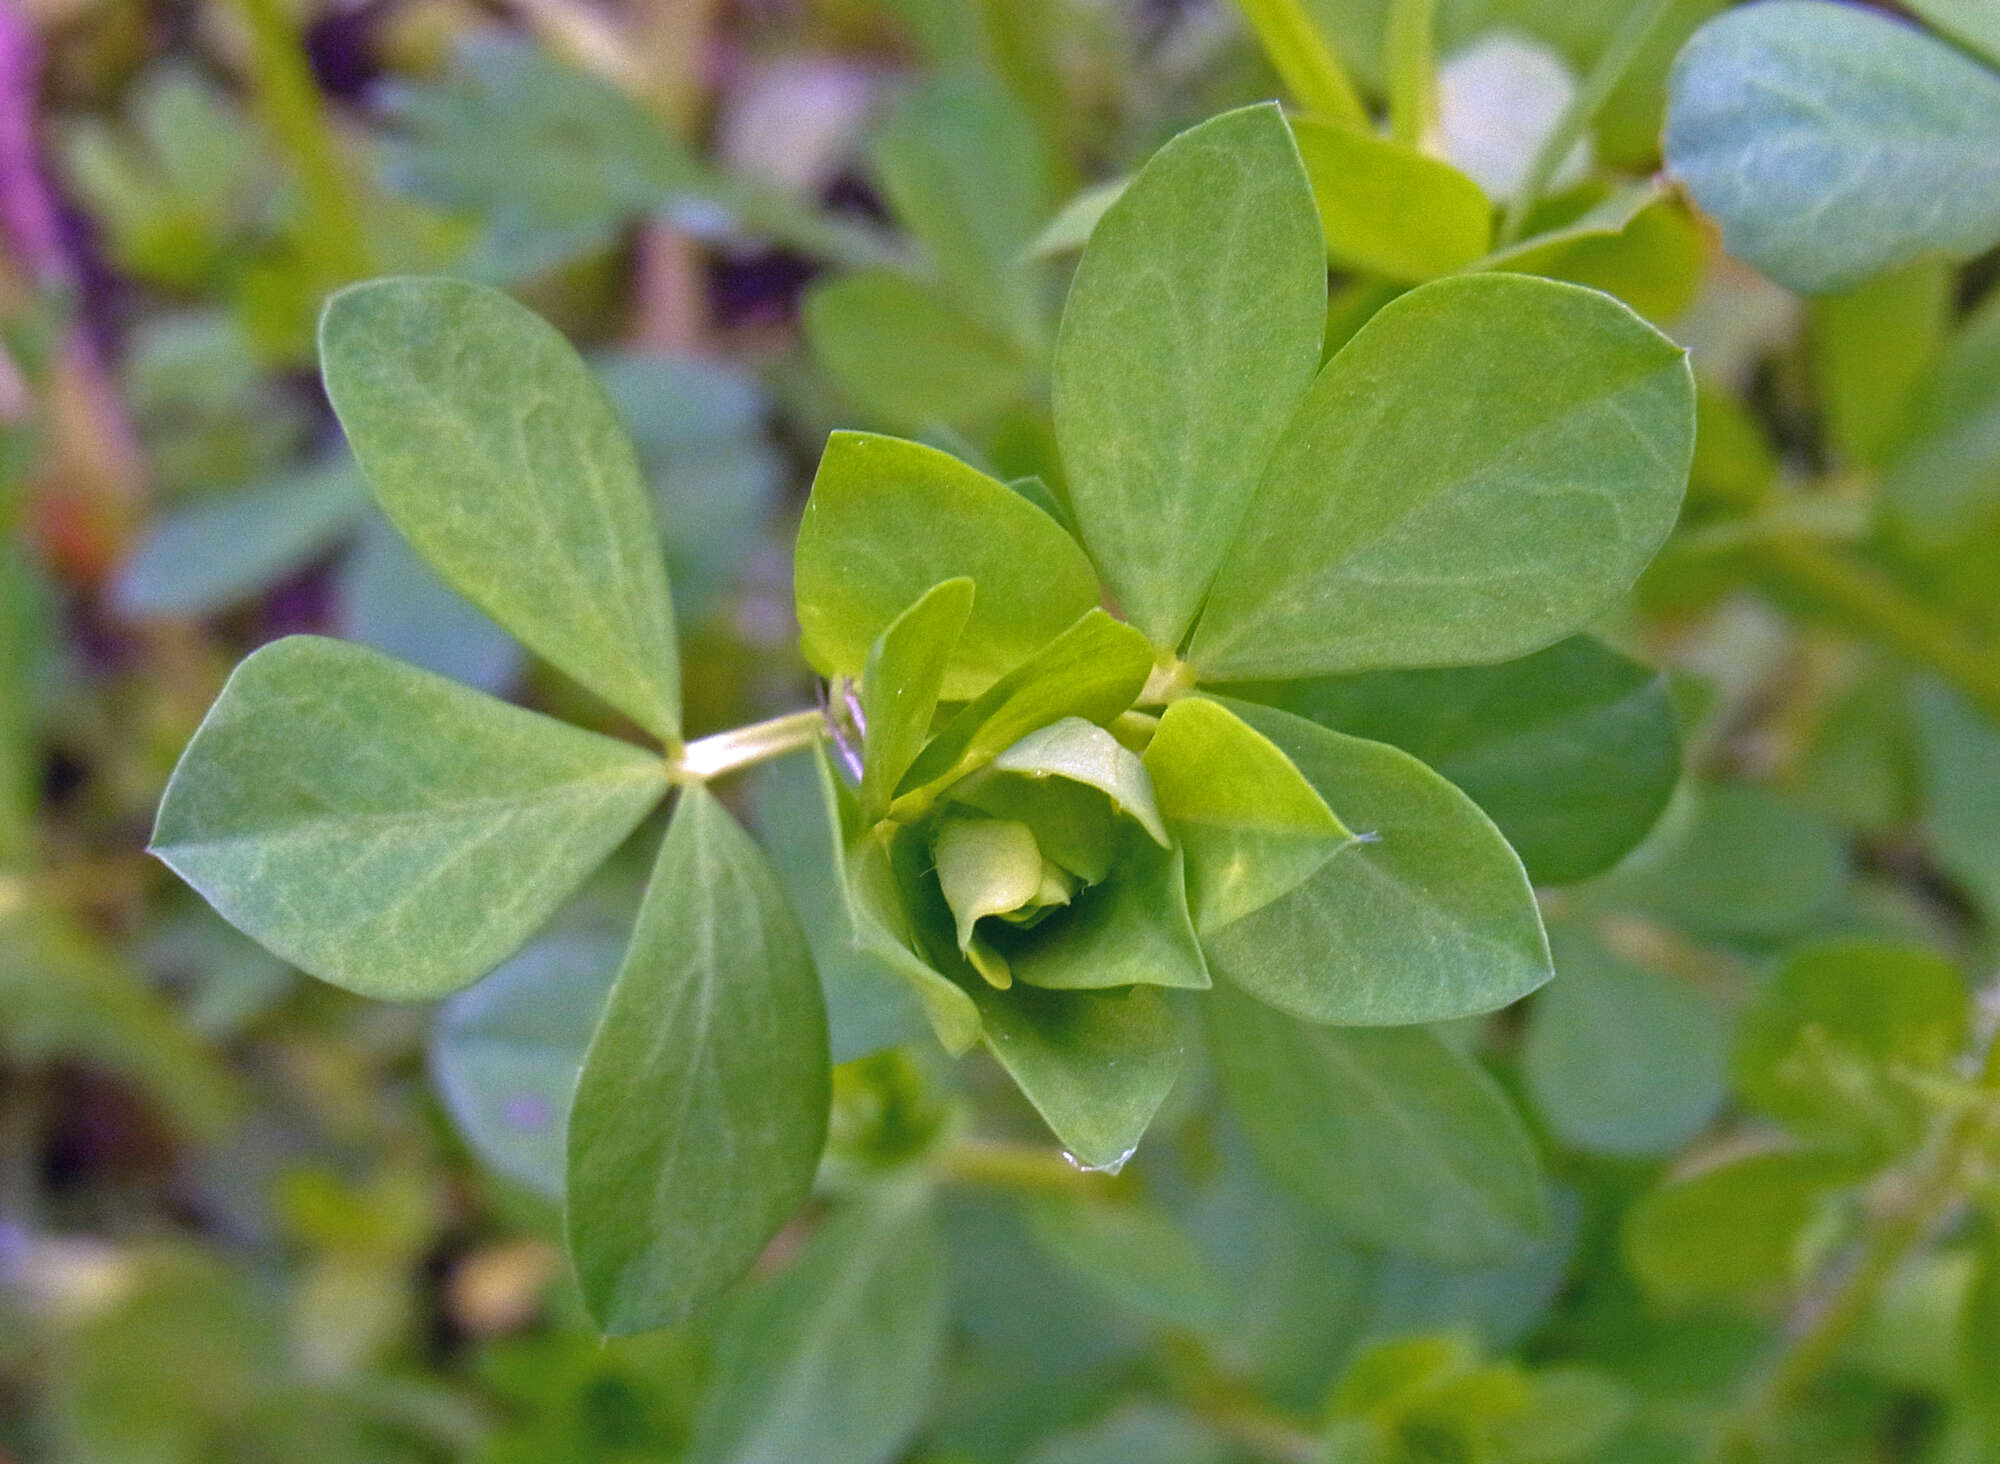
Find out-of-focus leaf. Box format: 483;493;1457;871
794;432;1100;703
1204;702;1551;1026
0;907;241;1138
567;786;830;1335
152;637;666;1001
429;931;623;1198
1025;1407;1227;1464
1881;290;2000;547
803;271;1030;431
1025;1195;1235;1330
689;1181;947;1464
1292;117;1491;281
321;276;683;743
1912;679;2000;919
1027;177;1128;259
1664;0;2000;294
1210;985;1552;1265
1811;260;1952;470
1734;939;1970;1156
874;74;1047;348
1597;782;1848;942
1523;928;1728;1157
1625;1150;1862;1306
1191;275;1692;680
1052;103;1325;651
114;457;369;618
1248;636;1680;885
1907;0;2000;67
335;511;525;696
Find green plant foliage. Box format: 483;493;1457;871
1210;986;1552;1265
1733;940;1971;1158
803;271;1030;430
1051;102;1326;650
795;433;1100;701
1880;288;2000;547
321;276;684;743
428;931;624;1198
1142;696;1349;933
151;636;666;1000
1665;0;2000;294
688;1181;946;1464
1624;1151;1864;1306
1913;680;2000;918
1204;702;1551;1025
1189;274;1693;679
565;786;830;1334
1523;928;1728;1157
1291;115;1492;281
1246;636;1680;884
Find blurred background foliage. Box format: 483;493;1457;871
4;0;2000;1460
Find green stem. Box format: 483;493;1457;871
1707;1023;2000;1460
1495;0;1680;245
1386;0;1438;148
933;1139;1113;1196
230;0;371;280
670;709;824;783
1234;0;1370;128
1757;535;2000;725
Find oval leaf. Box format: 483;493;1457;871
1247;636;1680;885
690;1181;947;1464
1293;116;1492;282
1209;985;1552;1265
151;636;667;1001
794;432;1101;702
1203;701;1551;1026
1664;1;2000;294
566;786;831;1334
1052;102;1326;651
1190;274;1692;680
320;277;683;742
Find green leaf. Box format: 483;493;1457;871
802;271;1029;431
1913;679;2000;920
566;786;830;1334
1734;940;1970;1157
1233;0;1369;125
1;906;242;1140
1292;117;1492;282
1962;1227;2000;1454
1663;0;2000;295
1810;260;1952;471
987;716;1168;847
1190;274;1692;679
335;510;525;696
1024;1195;1235;1329
1881;290;2000;546
1027;176;1128;259
1143;696;1349;933
971;980;1184;1171
860;578;975;821
1203;702;1551;1026
817;749;982;1055
113;456;369;617
1247;636;1680;885
151;636;666;1001
689;1181;947;1464
874;75;1047;349
320;276;683;743
934;816;1052;985
1521;928;1727;1157
1005;835;1211;993
429;931;623;1198
794;432;1101;702
1051;103;1326;650
894;610;1155;806
1907;0;2000;68
1624;1151;1862;1307
1209;986;1552;1265
1596;782;1848;942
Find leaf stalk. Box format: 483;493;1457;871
669;709;825;783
